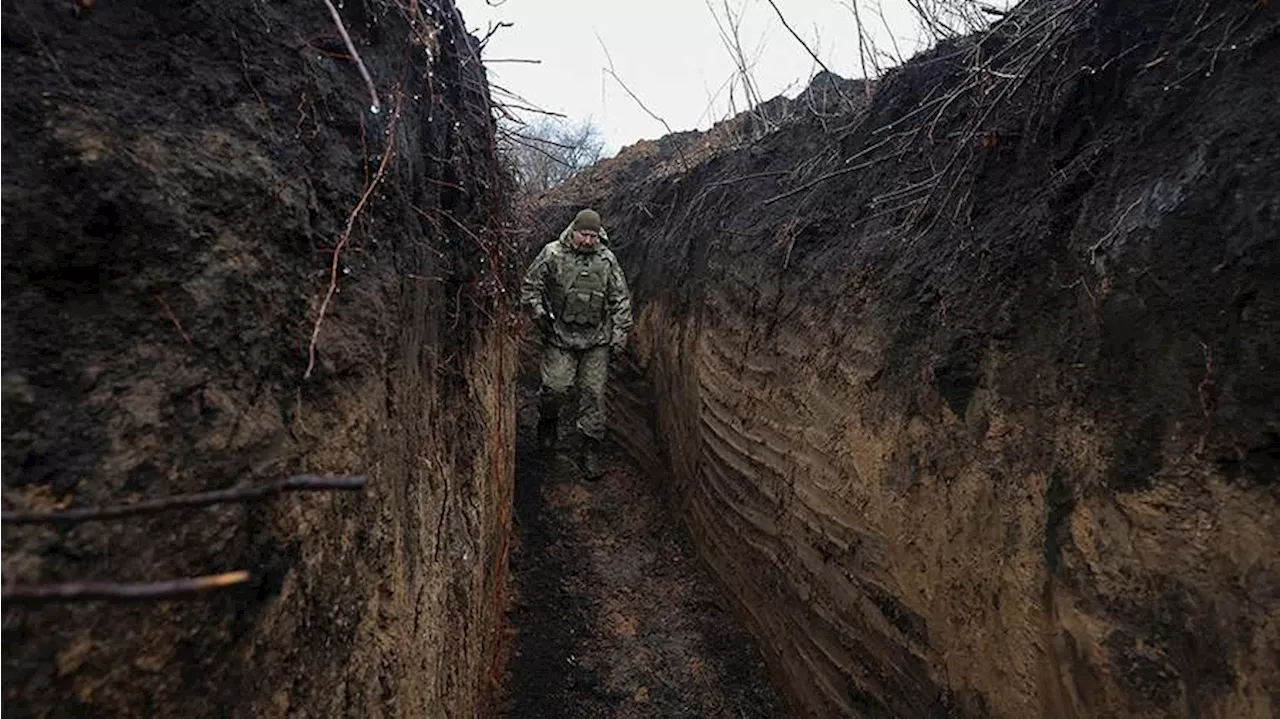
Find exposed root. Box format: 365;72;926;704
3;571;251;604
155;294;194;345
304;91;403;380
1197;340;1216;454
2;475;366;525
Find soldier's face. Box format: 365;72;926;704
572;229;599;249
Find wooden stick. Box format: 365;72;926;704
321;0;381;112
2;475;365;525
3;571;251;603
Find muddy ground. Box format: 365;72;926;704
500;354;787;718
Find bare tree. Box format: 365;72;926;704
499;117;605;193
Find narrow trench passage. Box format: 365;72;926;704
500;363;786;717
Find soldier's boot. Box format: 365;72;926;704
537;415;558;451
581;437;603;481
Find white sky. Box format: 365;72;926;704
457;0;968;155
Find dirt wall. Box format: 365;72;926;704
2;0;515;715
539;1;1279;716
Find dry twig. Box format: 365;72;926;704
597;39;675;136
763;149;908;205
12;1;80;99
321;0;381;112
762;0;853;108
477;20;513;51
155;294;194;345
2;475;366;525
707;0;769;129
3;571;251;604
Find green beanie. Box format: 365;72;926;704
572;209;602;232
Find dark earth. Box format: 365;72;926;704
3;0;1277;715
529;0;1280;714
2;0;515;715
500;353;788;717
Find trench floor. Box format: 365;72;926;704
499;380;787;717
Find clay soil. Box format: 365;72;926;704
499;357;788;717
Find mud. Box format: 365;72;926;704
500;352;787;717
536;0;1280;716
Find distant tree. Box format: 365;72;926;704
499;118;605;193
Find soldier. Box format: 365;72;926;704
520;208;632;480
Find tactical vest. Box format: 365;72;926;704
555;252;611;326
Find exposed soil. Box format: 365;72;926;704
6;0;1277;715
500;352;787;717
2;0;516;715
534;1;1280;716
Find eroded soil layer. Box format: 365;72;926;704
2;1;515;715
536;1;1280;716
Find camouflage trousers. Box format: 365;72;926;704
539;345;610;441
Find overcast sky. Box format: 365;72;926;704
456;0;991;155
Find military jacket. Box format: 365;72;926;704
521;235;632;350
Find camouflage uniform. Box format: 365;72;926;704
521;223;632;468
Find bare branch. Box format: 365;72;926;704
321;0;381;113
493;102;567;118
694;72;736;128
498;130;578;168
155;294;194;345
715;2;762;107
596;34;675;136
501;129;579;151
478;20;514;50
763;149;908;206
845;0;878;80
3;571;251;604
489;83;559;114
2;476;366;525
872;0;907;66
705;170;791;189
762;0;853;107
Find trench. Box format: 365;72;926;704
3;0;1278;716
519;2;1279;715
499;355;788;716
